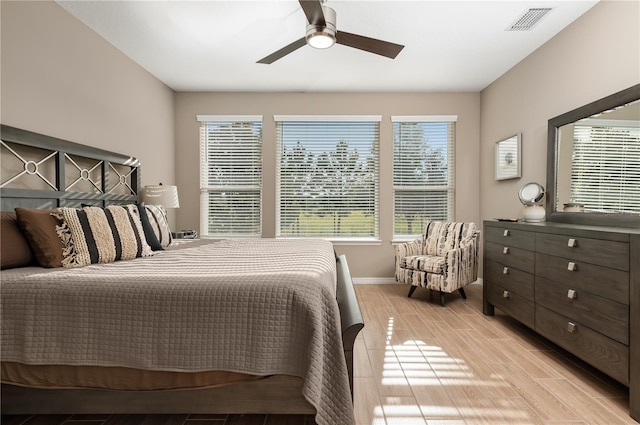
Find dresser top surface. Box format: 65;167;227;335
484;220;640;237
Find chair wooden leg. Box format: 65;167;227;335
407;286;417;298
458;287;467;300
440;291;446;307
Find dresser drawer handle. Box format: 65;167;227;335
503;267;510;275
503;229;510;237
503;290;510;299
567;262;577;271
567;322;577;333
567;238;578;247
567;289;577;299
503;247;510;254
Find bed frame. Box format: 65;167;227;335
0;124;364;415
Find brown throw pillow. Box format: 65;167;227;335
15;208;65;268
1;211;35;269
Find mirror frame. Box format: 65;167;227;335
546;83;640;228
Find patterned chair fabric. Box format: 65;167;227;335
394;221;479;306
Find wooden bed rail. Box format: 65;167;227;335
336;254;365;398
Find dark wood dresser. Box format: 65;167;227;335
483;220;640;422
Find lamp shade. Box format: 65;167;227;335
142;184;180;208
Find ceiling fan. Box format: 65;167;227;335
257;0;404;64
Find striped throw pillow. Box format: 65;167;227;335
144;204;173;248
137;202;163;251
53;205;154;268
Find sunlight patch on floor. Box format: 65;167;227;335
372;315;518;424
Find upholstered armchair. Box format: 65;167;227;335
395;221;479;306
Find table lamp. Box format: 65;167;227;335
141;183;180;208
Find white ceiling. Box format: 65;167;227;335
56;0;599;92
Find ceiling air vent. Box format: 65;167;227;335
506;8;553;31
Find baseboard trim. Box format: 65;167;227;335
352;277;483;285
353;277;396;285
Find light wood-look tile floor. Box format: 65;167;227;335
2;283;634;425
353;283;633;425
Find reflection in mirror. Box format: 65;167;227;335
556;99;640;213
547;84;640;227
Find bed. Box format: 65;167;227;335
0;124;364;425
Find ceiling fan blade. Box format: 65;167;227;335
298;0;325;26
257;37;307;64
337;31;404;59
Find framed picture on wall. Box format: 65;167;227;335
495;133;522;180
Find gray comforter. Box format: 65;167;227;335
1;238;354;425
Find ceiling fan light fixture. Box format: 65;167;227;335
306;31;335;49
305;5;336;49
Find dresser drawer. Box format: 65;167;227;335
535;233;629;271
485;225;535;250
535;253;629;305
485;241;535;273
485;282;534;329
485;260;534;300
535;306;629;385
535;276;629;345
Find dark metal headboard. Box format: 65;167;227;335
1;124;141;211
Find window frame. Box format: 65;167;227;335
197;115;263;239
274;115;382;243
391;115;457;241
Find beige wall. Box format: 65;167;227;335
480;0;640;226
1;1;175;204
175;92;480;278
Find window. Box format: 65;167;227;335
392;116;457;238
197;115;262;238
571;119;640;212
275;116;381;240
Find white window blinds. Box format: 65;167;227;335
392;116;456;237
571;119;640;213
198;116;262;237
275;116;380;239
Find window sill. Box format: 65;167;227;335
276;236;382;246
392;236;420;244
330;238;382;246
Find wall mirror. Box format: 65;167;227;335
546;83;640;227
